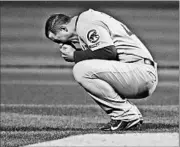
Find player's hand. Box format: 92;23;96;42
59;44;76;62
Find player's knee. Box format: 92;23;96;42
73;61;89;83
73;63;81;83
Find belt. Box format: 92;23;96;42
143;58;155;68
122;58;155;68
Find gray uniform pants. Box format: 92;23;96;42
73;59;158;121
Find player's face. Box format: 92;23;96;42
48;26;72;44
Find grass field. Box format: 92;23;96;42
0;104;179;147
1;68;179;146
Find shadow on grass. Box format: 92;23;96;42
0;126;95;132
97;122;178;132
1;123;178;132
141;123;179;131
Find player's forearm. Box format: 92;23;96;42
74;45;118;63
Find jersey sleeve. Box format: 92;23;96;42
81;24;114;51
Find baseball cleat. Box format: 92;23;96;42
125;118;143;130
100;118;143;131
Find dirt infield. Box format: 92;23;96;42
25;133;179;147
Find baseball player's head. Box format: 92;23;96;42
45;13;76;44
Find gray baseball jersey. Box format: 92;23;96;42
75;9;153;62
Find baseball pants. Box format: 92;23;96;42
73;59;158;121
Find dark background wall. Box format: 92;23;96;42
1;1;179;68
1;1;178;9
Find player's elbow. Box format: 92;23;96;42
102;45;117;60
89;45;118;60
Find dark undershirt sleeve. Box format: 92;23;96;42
73;45;118;63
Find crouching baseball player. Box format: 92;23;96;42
45;9;158;131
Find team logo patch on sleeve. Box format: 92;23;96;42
87;29;100;43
